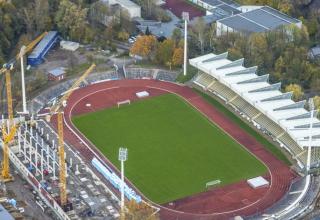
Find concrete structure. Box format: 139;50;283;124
188;0;240;11
48;68;66;81
60;41;80;51
191;2;241;25
27;31;59;66
238;5;262;13
247;176;269;189
102;0;141;19
216;6;302;36
190;52;320;169
309;46;320;60
187;0;301;36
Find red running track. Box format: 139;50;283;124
163;0;205;19
57;79;296;220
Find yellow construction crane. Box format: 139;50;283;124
0;32;48;74
47;64;96;207
0;32;48;181
0;67;17;181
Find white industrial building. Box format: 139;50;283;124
187;0;302;36
102;0;141;19
60;40;80;51
190;52;320;169
216;6;302;36
188;0;240;11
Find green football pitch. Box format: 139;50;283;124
72;94;267;204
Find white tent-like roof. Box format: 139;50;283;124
190;52;320;149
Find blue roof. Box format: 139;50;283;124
28;31;58;59
0;204;14;220
48;67;65;76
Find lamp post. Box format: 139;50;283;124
307;98;314;172
182;12;189;76
20;45;28;114
118;147;128;218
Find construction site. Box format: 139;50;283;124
0;32;124;220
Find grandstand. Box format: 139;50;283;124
190;52;320;169
29;68;178;113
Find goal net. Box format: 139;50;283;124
117;99;131;108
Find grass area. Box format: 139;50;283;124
72;94;267;204
66;62;92;76
194;89;291;165
176;64;198;83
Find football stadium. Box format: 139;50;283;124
28;52;320;220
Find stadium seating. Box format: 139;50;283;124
208;81;237;101
278;133;305;158
126;68;154;79
254;114;284;137
156;70;179;82
194;74;216;88
252;175;320;220
193;73;310;167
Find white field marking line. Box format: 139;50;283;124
64;80;288;217
145;84;278;215
71;83;273;216
66;87;163;200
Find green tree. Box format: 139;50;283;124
248;33;270;68
285;84;304;101
55;0;88;41
313;96;320;112
191;17;206;54
171;28;182;47
156;39;175;65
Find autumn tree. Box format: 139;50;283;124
172;47;184;67
312;96;320;112
130;35;157;60
285;84;304;101
118;31;129;41
156;39;175;67
125;200;159;220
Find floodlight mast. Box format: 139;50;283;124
182;12;189;76
118;147;128;219
307;98;314;172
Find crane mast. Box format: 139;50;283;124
1;69;15;181
48;63;96;207
0;32;47;181
58;112;67;205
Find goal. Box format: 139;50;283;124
117;99;131;108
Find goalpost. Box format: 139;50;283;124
117;100;131;108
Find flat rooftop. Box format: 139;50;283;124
202;0;240;8
107;0;140;8
48;67;65;76
218;6;301;33
28;31;58;59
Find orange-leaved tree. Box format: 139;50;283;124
130;35;158;60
